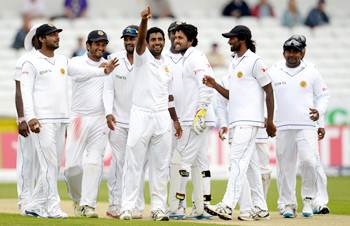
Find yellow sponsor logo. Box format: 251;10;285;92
300;80;307;88
98;30;104;36
237;71;244;78
60;68;65;75
164;66;170;74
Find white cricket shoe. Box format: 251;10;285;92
120;210;132;220
151;209;169;221
238;211;256;221
73;202;82;217
132;210;143;219
82;205;98;218
205;202;232;220
302;198;314;217
283;205;296;218
48;209;68;218
253;206;270;220
106;205;120;218
169;206;186;220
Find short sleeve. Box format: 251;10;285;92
253;58;271;87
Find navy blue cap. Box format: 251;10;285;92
87;30;109;43
121;25;139;38
35;24;62;37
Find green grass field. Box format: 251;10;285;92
0;177;349;226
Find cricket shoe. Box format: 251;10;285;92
169;206;186;220
238;211;257;221
253;206;270;220
120;210;132;220
132;210;143;219
24;209;47;218
81;205;98;218
48;209;68;219
313;205;330;214
73;201;83;217
283;205;296;218
302;198;314;217
106;205;120;218
151;209;169;221
205;202;232;220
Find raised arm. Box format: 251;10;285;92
136;6;151;55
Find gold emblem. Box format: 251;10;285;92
98;30;104;36
164;66;170;74
300;80;307;88
60;68;65;75
236;71;244;78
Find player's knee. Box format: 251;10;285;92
300;158;316;169
179;169;190;177
201;170;211;178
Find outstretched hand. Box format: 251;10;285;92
102;58;119;74
203;75;217;88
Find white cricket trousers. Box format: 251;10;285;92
222;126;258;209
64;114;108;208
16;133;37;213
276;129;318;209
26;122;67;216
107;126;147;212
121;106;172;213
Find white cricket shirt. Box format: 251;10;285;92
69;54;107;116
103;51;135;128
226;49;271;128
14;49;36;82
269;60;330;130
164;50;183;115
132;48;173;111
179;47;216;126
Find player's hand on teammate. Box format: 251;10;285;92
266;120;276;137
309;108;319;121
18;121;30;137
174;121;182;139
28;118;41;133
219;127;228;140
100;58;119;74
106;114;116;130
203;75;217;88
318;127;325;140
141;6;152;20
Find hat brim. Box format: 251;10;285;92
24;24;41;51
120;34;138;39
222;32;237;38
284;45;303;52
46;28;63;35
89;37;109;43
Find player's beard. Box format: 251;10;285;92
46;42;59;51
125;44;134;55
230;42;240;52
150;45;163;58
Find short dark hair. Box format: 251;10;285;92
146;27;165;43
173;24;198;47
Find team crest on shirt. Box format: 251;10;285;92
300;80;307;88
60;68;65;75
236;71;244;78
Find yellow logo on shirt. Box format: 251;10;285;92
236;71;244;78
60;68;65;75
300;80;307;88
164;66;171;75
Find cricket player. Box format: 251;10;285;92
169;23;215;219
64;30;118;218
104;25;146;219
119;6;182;221
21;24;117;218
15;25;39;215
203;25;276;221
270;35;330;218
216;75;270;220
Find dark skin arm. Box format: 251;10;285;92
168;95;182;138
136;6;151;55
202;75;229;99
263;83;276;137
15;81;29;137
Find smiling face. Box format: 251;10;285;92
87;40;107;61
283;48;304;68
147;32;165;58
123;36;137;54
174;30;193;54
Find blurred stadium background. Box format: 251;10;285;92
0;0;350;182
